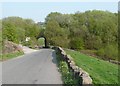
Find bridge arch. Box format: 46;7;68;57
37;36;48;48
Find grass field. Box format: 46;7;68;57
0;51;24;61
65;49;118;84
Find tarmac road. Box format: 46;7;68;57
2;49;63;84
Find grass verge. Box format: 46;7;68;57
0;51;24;61
65;49;119;85
55;48;80;86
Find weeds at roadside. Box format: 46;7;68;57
1;51;24;61
55;48;80;86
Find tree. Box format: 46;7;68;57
69;37;84;50
2;22;18;43
2;10;118;60
44;20;69;47
2;17;42;47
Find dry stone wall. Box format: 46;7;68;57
57;47;92;85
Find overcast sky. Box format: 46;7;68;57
1;1;118;22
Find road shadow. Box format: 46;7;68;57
52;50;58;66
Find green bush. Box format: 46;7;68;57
59;61;76;85
70;38;84;50
97;44;118;60
37;38;45;46
3;23;19;43
96;48;105;57
59;61;68;75
23;37;38;49
56;49;78;85
104;44;118;60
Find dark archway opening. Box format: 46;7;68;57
37;36;49;48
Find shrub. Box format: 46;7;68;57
96;48;105;57
70;38;84;50
59;61;76;85
3;23;19;43
23;37;38;49
97;44;118;60
56;49;78;85
104;44;118;60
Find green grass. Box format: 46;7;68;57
0;51;24;61
55;48;80;85
65;49;118;84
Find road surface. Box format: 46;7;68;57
2;49;63;84
22;46;39;54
